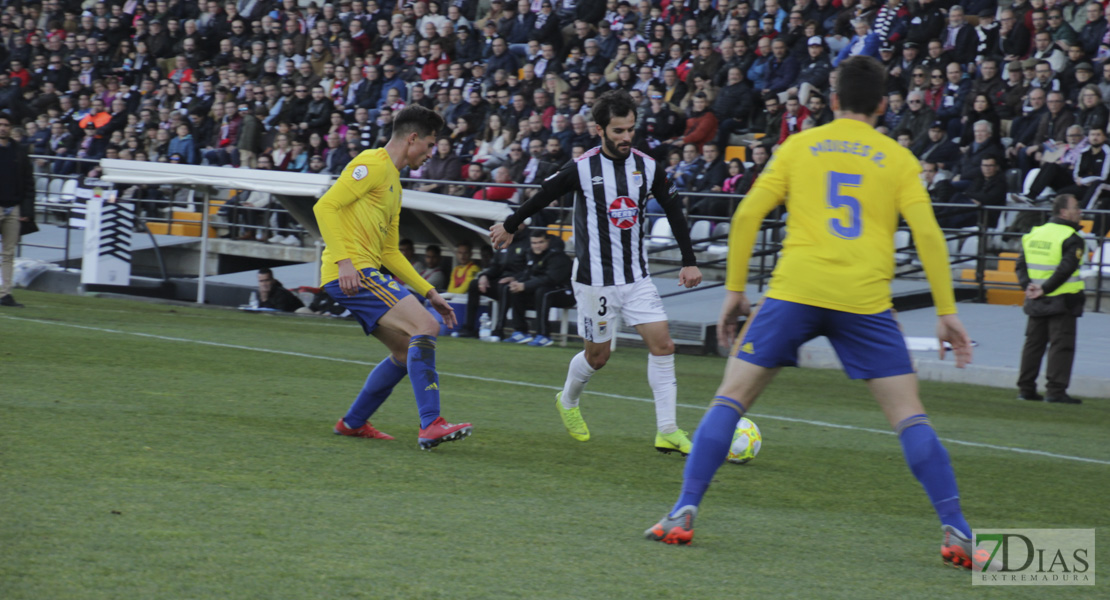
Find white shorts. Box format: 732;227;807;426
573;277;667;343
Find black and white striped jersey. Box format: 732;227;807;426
503;146;698;287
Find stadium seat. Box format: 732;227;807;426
35;176;47;204
707;222;730;254
724;146;746;162
1005;168;1024;194
545;223;573;241
894;229;913;264
647;217;673;249
60;179;78;203
997;252;1019;272
46;178;63;203
690;220;711;250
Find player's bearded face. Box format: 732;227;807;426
600;114;635;160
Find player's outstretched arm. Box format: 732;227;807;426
936;313;973;368
493;164;581;247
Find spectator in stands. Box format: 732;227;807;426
384;236;414;272
912;121;961;171
168;123;198;164
937;153;1006;228
1016;193;1086;404
958;94;1002;147
900;89;935;143
1049;126;1110;208
1021;125;1089;202
669;92;716;152
419;244;448;291
500;231;572;347
417;138;464;193
921;159;956;205
735;144;770;195
474;165;518;201
256;267;305;312
457;228;529;338
447;241;480;295
1018;90;1075;171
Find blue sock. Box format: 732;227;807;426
671;396;745;516
342;356;407;428
897;414;971;538
408;335;441;428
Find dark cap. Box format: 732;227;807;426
930;120;944;129
978;9;994;18
879;42;894;52
807;35;823;46
903;41;918;49
1077;62;1094;71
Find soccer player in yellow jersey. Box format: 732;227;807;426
314;105;472;450
647;57;981;570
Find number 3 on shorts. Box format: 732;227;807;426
598;296;608;316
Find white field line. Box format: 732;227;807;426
5;314;1109;467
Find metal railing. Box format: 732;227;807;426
23;156;1109;312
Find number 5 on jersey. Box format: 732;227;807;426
827;171;862;240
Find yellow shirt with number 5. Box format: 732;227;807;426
726;118;957;315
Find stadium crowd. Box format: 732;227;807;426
4;0;1110;242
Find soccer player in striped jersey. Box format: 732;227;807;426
314;105;472;450
490;90;704;456
645;57;980;570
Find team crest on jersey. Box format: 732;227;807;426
632;170;643;187
608;196;638;229
352;165;368;181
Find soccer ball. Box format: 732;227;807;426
726;417;762;464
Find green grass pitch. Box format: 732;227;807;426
1;291;1106;599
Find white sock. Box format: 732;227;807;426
561;351;596;409
648;353;678;434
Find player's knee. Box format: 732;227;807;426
650;339;676;356
586;350;610;370
413;316;441;337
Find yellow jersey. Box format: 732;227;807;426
727;118;956;315
447;262;480;294
314;148;433;296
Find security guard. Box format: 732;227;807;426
1016;193;1086;404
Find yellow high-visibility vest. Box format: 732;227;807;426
1021;222;1084;296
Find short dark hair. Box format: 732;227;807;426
392;104;444;139
530;229;548;239
1053;193;1077;215
258;267;274;278
425;244;441;256
591;89;636;129
836;56;887;116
